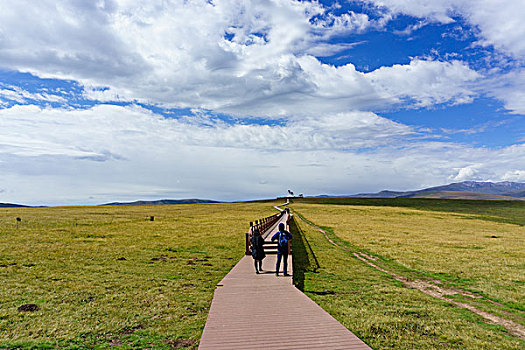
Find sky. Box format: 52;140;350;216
0;0;524;206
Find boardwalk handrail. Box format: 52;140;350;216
245;207;290;255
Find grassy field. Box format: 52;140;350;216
290;198;524;349
0;202;276;349
2;198;524;349
295;197;525;226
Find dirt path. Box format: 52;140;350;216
294;213;525;340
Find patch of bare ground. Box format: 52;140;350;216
119;324;144;335
108;339;123;346
17;303;39;312
359;253;379;261
163;339;197;349
296;214;525;340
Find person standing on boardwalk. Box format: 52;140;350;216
250;228;266;274
271;222;292;276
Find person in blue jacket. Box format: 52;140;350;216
271;222;292;276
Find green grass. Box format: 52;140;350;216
2;198;524;349
0;202;277;349
289;198;525;349
291;202;525;310
291;215;524;349
292;197;525;226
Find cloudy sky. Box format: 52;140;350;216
1;0;524;205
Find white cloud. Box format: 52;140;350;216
0;84;67;104
0;104;413;157
449;165;483;182
361;1;525;118
393;20;429;36
367;59;480;107
481;68;525;115
312;11;373;34
0;1;523;205
303;42;363;58
458;0;525;59
502;170;525;182
364;0;456;24
363;1;525;117
0;104;523;205
365;0;525;59
0;0;480;117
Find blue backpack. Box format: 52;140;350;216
278;231;289;247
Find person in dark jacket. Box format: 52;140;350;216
250;228;266;274
271;222;292;276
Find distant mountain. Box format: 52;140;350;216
417;181;525;196
397;191;524;201
0;203;29;208
351;181;525;200
351;190;407;198
102;198;220;206
505;190;525;198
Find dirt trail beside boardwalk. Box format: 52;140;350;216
295;213;525;340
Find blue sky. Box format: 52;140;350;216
0;0;524;205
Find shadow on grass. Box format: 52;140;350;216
290;215;319;291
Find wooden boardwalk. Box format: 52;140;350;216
199;213;371;349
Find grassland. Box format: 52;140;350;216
0;202;276;349
290;198;524;349
296;197;525;226
2;198;524;349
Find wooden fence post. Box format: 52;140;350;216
245;205;290;254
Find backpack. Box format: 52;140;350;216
278;231;289;247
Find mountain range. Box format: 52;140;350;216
351;181;525;200
102;198;220;206
0;203;29;208
2;181;525;207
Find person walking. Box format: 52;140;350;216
250;228;266;274
271;222;292;276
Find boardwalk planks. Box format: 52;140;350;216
199;214;370;349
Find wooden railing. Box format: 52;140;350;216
245;208;290;255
